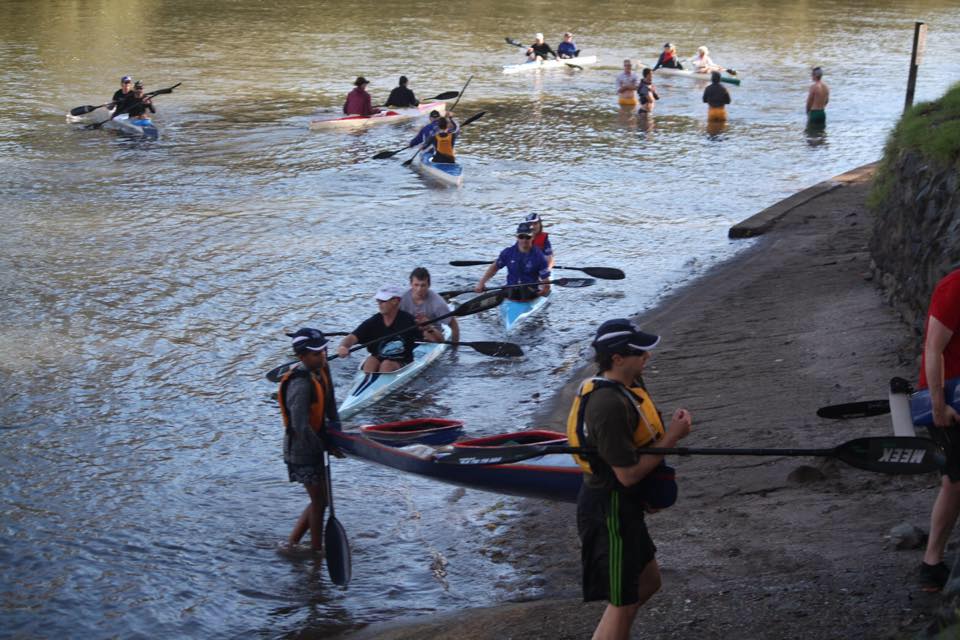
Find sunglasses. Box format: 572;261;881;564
517;234;533;239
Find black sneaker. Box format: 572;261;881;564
918;561;950;592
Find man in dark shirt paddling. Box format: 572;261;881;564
336;284;424;373
386;75;419;108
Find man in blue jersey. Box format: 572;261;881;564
557;32;579;59
408;109;443;149
474;222;551;301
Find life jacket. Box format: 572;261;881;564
435;131;455;158
533;232;549;251
277;365;330;433
663;51;675;64
566;376;664;474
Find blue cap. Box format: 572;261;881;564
121;75;133;83
286;327;328;354
524;213;542;223
592;319;660;355
516;222;534;236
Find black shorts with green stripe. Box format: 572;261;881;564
577;484;657;605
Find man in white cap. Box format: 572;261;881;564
277;327;341;552
566;318;692;640
526;33;557;61
111;75;137;113
337;284;424;373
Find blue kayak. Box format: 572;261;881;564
500;292;551;333
412;153;463;187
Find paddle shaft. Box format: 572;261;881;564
378;90;458;107
377;111;483;160
440;277;593;298
415;340;523;357
449;261;624;280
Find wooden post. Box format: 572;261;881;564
904;21;927;112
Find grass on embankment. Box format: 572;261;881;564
870;81;960;207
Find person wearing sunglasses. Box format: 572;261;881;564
110;75;137;112
475;222;551;301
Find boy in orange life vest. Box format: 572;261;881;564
421;115;459;163
277;328;341;552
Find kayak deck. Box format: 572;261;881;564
503;55;598;75
412;153;464;187
309;101;445;130
338;324;453;419
500;292;551;333
649;66;741;86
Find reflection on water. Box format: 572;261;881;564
2;0;960;636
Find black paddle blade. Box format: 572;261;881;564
148;82;182;97
817;399;890;420
431;91;459;101
454;290;504;316
465;341;523;357
70;105;99;116
565;63;583;70
555;278;595;288
401;151;419;167
325;516;352;587
554;266;625;280
834;436;943;474
505;37;524;47
450;260;491;267
460;111;485;127
372;149;402;160
265;361;297;383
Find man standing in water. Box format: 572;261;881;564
917;268;960;591
806;67;830;126
277;328;340;553
567;319;692;639
703;71;731;122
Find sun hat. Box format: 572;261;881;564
286;327;328;354
374;284;406;301
354;76;369;86
592;318;660;355
535;32;544;40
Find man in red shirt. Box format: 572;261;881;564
343;76;380;116
918;268;960;591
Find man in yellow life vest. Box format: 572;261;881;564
566;318;692;640
277;327;341;553
420;115;459;164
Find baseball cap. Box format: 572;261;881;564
592;319;660;355
374;284;406;301
286;327;328;353
516;222;534;236
429;109;440;118
354;76;369;86
535;32;544;40
524;213;542;223
133;80;143;89
121;75;133;83
664;42;672;48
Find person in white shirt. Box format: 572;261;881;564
616;59;640;106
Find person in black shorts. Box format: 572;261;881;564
568;318;692;639
336;284;424;373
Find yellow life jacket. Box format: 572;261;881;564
435;131;455;158
565;376;665;474
277;365;330;433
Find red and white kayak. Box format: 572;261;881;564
309;101;446;130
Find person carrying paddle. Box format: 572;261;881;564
703;71;731;122
475;222;551;301
336;285;424;373
278;328;341;553
557;32;579;59
568;319;692;640
523;213;555;269
111;75;137;112
917;268;960;592
386;75;419;108
653;43;683;70
343;76;380;116
401;267;459;343
526;33;557;61
616;60;640;107
806;67;830;126
420;115;459;164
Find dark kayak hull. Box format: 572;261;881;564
328;426;583;502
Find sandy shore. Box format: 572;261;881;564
338;164;947;639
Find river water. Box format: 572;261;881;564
2;0;959;636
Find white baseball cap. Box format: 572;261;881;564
375;284;406;301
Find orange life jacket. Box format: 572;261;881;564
277;366;330;433
435;131;455;158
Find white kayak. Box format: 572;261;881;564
309;101;445;130
338;324;453;419
500;291;552;333
101;113;159;138
65;105;114;125
648;66;741;86
502;55;598;75
411;152;463;187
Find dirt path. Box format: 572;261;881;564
341;166;946;639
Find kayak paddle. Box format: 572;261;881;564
415;340;523;357
439;277;595;299
437;436;945;475
88;82;182;128
449;261;625;280
504;36;558;60
324;454;352;587
378;90;460;108
817;400;891;420
375;111;484;161
265;290;505;382
70;102;112;116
